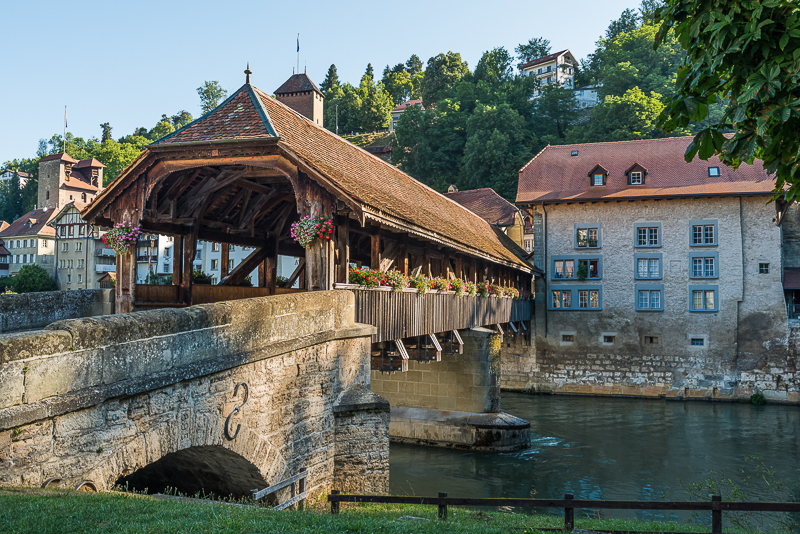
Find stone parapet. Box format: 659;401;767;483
0;289;114;333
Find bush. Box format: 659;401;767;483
12;264;57;293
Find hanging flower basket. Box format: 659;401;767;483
291;213;333;249
102;222;142;255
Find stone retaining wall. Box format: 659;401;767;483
0;289;114;333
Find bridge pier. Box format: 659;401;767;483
370;328;530;451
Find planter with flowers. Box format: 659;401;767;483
291;212;334;249
339;268;521;300
102;222;142;255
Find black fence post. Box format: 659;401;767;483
438;492;448;520
564;493;574;531
331;489;340;514
712;495;722;534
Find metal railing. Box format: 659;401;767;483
328;491;800;533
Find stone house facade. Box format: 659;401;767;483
511;137;798;403
0;208;57;278
38;153;103;210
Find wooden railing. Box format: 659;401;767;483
134;284;305;309
252;468;308;511
338;286;532;342
328;491;800;533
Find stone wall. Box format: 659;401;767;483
0;289;114;333
370;328;501;413
0;291;389;495
503;197;799;403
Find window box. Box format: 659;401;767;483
634;253;662;280
689;252;719;279
634;222;661;248
690;219;718;246
689;285;719;312
574;223;601;249
635;284;664;311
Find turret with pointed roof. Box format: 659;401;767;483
273;70;324;126
38;152;105;210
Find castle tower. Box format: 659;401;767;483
273;70;324;126
38;153;104;209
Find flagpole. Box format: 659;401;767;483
63;105;67;152
297;33;300;75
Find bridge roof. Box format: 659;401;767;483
84;79;531;272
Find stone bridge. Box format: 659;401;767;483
0;291;389;498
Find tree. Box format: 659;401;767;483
170;110;193;128
362;63;375;86
92;140;143;185
150;120;175;142
320;64;340;94
358;70;393;131
606;8;640;39
639;0;664;24
324;83;362;134
12;264;57;293
100;123;112;142
656;0;800;200
532;85;579;141
382;69;414;105
197;81;227;115
474;47;514;86
515;37;551;69
405;54;423;76
420;52;470;107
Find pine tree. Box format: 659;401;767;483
320;64;340;94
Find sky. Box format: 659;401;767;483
0;0;641;164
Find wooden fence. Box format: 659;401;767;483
328;491;800;533
340;286;532;342
134;284;305;309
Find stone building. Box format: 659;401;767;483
520;49;578;96
0;207;57;277
274;70;324;126
510;136;798;403
445;187;526;249
38;153;104;210
47;202;115;289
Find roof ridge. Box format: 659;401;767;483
540;136;697;149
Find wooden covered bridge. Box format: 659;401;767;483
82;69;534;372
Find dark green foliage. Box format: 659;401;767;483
532;85;579;141
656;0;800;200
320;64;340;94
750;393;766;405
606;8;640;39
515;37;551;70
11;264;57;293
100;122;112;142
197;81;228;115
405;54;423;76
474;48;514;86
170;111;193;128
420;52;469;107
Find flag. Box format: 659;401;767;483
64;106;67;129
297;34;299;52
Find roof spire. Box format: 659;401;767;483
245;62;252;84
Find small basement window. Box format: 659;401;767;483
759;263;769;274
562;334;574;342
691;338;705;346
643;335;660;345
571;150;579;156
708;166;720;177
603;335;615;343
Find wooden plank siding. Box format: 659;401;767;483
134;284;305;309
345;288;532;343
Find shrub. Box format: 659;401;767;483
12;264;57;293
192;267;211;281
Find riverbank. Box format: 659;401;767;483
0;487;709;534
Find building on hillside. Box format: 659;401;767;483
0;169;31;188
0;238;10;279
274;70;324;126
520;50;578;97
389;99;423;132
0;207;57;277
38;153;104;210
47;202;115;290
445;187;526;249
515;136;796;400
575;85;600;108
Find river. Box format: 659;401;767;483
389;393;800;525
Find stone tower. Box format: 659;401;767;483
38;153;104;209
274;70;324;126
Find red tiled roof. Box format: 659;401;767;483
253;88;530;269
391;99;424;113
516;137;775;205
446;188;518;227
155;86;277;144
75;158;106;169
274;73;324;97
0;246;8;256
0;221;9;232
39;152;78;164
364;145;392;155
0;208;58;238
785;269;800;289
64;169;99;191
520;49;569;70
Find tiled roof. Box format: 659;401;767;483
274;73;324;96
391;99;424;113
364;145;392;155
520;49;569;70
785;268;800;289
0;208;58;238
516;137;775;204
75;158;106;168
65;169;100;191
0;222;9;232
445;188;519;227
253;88;530;269
0;170;31;178
154;85;278;145
40;152;78;164
0;246;9;256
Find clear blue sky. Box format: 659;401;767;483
0;0;640;164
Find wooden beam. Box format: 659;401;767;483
379;241;399;272
234;179;274;196
237;189;252;227
424;249;431;278
336;216;350;284
183;226;199;305
172;235;183;287
140;220;271;248
217;188;247;222
220;242;274;286
371;226;380;270
286;257;306;288
455;255;463;280
220;242;230;278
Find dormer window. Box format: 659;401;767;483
571;150;578;157
630;172;643;184
593;174;603;186
625;163;648;185
587;164;609;187
708;166;720;177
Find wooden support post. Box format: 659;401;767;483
220;243;230;278
402;238;409;276
330;490;340;514
172;235;183;287
259;260;267;289
424;249;431;278
455;255;463;279
438;492;448;521
564;494;574;531
370;226;380;270
307;234;334;291
336;216;350;283
183;227;198;305
264;238;278;292
471;257;477;283
711;495;722;534
445;257;453;279
115;245;136;313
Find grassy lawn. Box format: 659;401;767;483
0;487;713;534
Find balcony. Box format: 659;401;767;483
96;247;116;257
136;255;158;263
96;264;116;273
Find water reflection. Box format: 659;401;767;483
389;394;800;524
